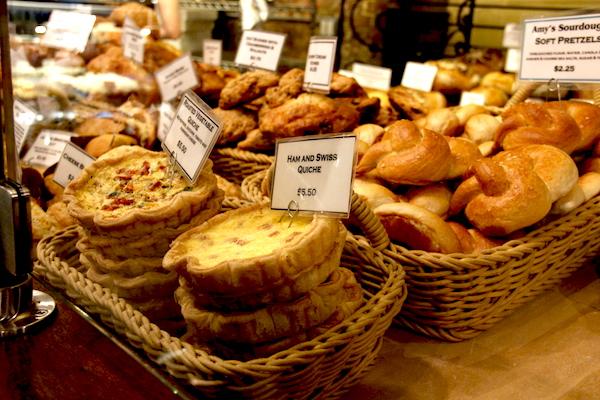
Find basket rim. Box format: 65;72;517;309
35;224;407;381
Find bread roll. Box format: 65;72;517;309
465;113;500;144
406;183;452;218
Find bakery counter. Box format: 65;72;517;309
1;259;598;400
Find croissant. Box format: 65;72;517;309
356;120;452;185
462;154;552;236
494;102;582;154
545;101;600;152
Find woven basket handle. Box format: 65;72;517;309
242;167;391;250
505;81;541;108
594;89;600;106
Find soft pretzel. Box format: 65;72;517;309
374;202;461;253
352;178;399;210
415;105;488;137
545;101;600;152
356;120;452;185
494;102;582;154
464;113;500;144
445;137;483;179
551;172;600;215
462;154;552;236
447;221;503;253
406;183;452;218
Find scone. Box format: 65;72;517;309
163;204;344;295
63;146;219;236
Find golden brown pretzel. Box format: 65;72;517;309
494;102;582;154
545;101;600;152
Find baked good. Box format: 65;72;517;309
219;70;279;109
86;265;177;300
480;71;515;95
63;146;219;236
426;59;479;94
406;183;452;218
374;202;461;253
109;2;158;32
470;86;508;107
163;204;344;295
46;201;76;228
236;129;274;152
193;63;239;106
84;134;137;158
212;108;257;146
259;93;360;139
352;178;398;210
176;267;359;344
447;222;502;253
388;86;446;120
142;40;181;73
494;102;582;154
264;68;304;108
545;101;600;152
356;120;452;185
445;137;483;179
551;172;600;215
464;113;500;144
330;73;367;97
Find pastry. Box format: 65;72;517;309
86;265;177;300
388;86;446;120
219;70;279;109
212;108;257;146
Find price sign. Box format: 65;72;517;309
122;18;145;64
41;10;96;53
459;91;486;106
162;91;222;184
53;142;95;188
271;134;357;217
400;61;438;92
155;54;199;102
157;102;176;142
303;36;337;93
203;39;222;67
234;30;286;71
13;100;38;153
520;13;600;82
352;63;392;91
23;130;72;169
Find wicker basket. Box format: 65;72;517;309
243;168;600;342
34;196;406;399
210;147;273;185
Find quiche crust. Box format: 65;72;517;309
181;225;346;310
64;146;219;236
163;204;343;294
176;268;359;344
86;265;178;300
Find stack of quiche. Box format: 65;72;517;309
163;204;363;359
63;146;223;330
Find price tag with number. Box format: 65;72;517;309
352;63;392;91
23;130;72;169
13;100;38;153
41;10;96;53
53;142;95;188
303;36;337;93
520;13;600;82
203;39;222;67
271;134;357;217
400;61;438;92
162;91;222;184
234;30;286;71
122;18;145;64
155;54;199;102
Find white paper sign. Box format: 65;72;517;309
235;30;286;71
53;142;95;188
41;10;96;53
203;39;222;67
505;48;522;73
400;61;438;92
459;91;487;106
13;100;38;153
23;130;72;168
271;134;357;216
162;91;222;183
155;54;199;102
157;102;177;142
352;63;392;91
303;36;337;93
122;21;145;64
503;23;522;48
520;13;600;82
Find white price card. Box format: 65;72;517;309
41;10;96;53
53;142;95;188
520;13;600;82
155;54;199;102
505;48;522;73
122;19;145;64
271;134;357;217
459;91;486;106
352;63;392;91
162;91;222;184
234;30;286;71
23;130;72;169
400;61;438;92
503;23;522;48
157;102;177;142
203;39;222;67
13;100;38;153
303;36;337;93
